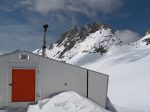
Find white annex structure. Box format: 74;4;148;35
0;50;109;108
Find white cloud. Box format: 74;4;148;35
20;0;122;15
115;29;141;43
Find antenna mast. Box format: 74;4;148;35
42;24;48;57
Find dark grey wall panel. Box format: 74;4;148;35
88;70;108;108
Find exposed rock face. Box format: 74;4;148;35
51;23;111;50
143;38;150;45
141;29;150;45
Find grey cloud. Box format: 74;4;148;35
115;29;141;44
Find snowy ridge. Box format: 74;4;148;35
27;91;109;112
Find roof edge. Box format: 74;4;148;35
0;50;109;78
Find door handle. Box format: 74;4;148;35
9;83;12;86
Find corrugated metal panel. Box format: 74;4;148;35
40;57;87;99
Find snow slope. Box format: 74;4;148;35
27;91;109;112
68;34;150;112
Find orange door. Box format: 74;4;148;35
12;69;36;102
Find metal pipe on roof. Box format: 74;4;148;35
42;24;48;57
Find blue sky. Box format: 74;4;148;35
0;0;150;53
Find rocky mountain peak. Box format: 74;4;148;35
81;22;110;33
51;23;112;49
39;23;122;62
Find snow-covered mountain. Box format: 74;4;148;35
34;23;122;62
34;24;150;112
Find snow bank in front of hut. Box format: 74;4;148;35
27;91;109;112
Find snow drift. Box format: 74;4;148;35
27;91;109;112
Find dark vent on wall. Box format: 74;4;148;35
19;54;30;60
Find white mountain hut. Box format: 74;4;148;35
0;50;109;109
